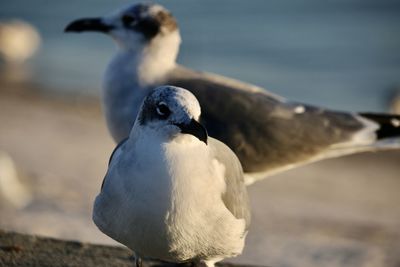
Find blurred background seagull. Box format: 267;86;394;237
93;85;250;267
65;2;400;183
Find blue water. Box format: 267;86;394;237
1;0;400;111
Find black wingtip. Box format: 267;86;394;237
360;112;400;139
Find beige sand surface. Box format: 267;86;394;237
0;86;399;267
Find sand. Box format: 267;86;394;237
0;85;399;267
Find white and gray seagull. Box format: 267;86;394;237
65;2;400;183
93;85;250;267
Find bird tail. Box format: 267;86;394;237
244;112;400;186
327;112;400;155
359;112;400;140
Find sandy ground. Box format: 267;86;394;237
0;86;399;267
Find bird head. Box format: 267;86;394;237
136;85;207;145
65;3;181;52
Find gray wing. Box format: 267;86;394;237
102;138;128;190
209;138;251;230
108;138;128;166
165;65;377;175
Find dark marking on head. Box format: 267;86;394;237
133;17;160;39
123;3;178;40
137;87;176;125
154;9;177;32
137;98;161;125
156;102;171;119
122;14;137;27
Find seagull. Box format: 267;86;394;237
65;2;400;183
93;85;250;267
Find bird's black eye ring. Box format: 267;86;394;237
122;15;137;27
156;102;171;119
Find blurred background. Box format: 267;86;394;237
0;0;399;267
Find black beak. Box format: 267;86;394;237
64;17;114;33
175;119;208;145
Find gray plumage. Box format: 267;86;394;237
65;2;400;182
209;138;250;229
166;66;369;173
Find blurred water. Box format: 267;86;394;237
1;0;400;111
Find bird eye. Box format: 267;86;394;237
122;15;137;27
156;102;171;119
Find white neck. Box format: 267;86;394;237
101;31;181;142
113;30;181;86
